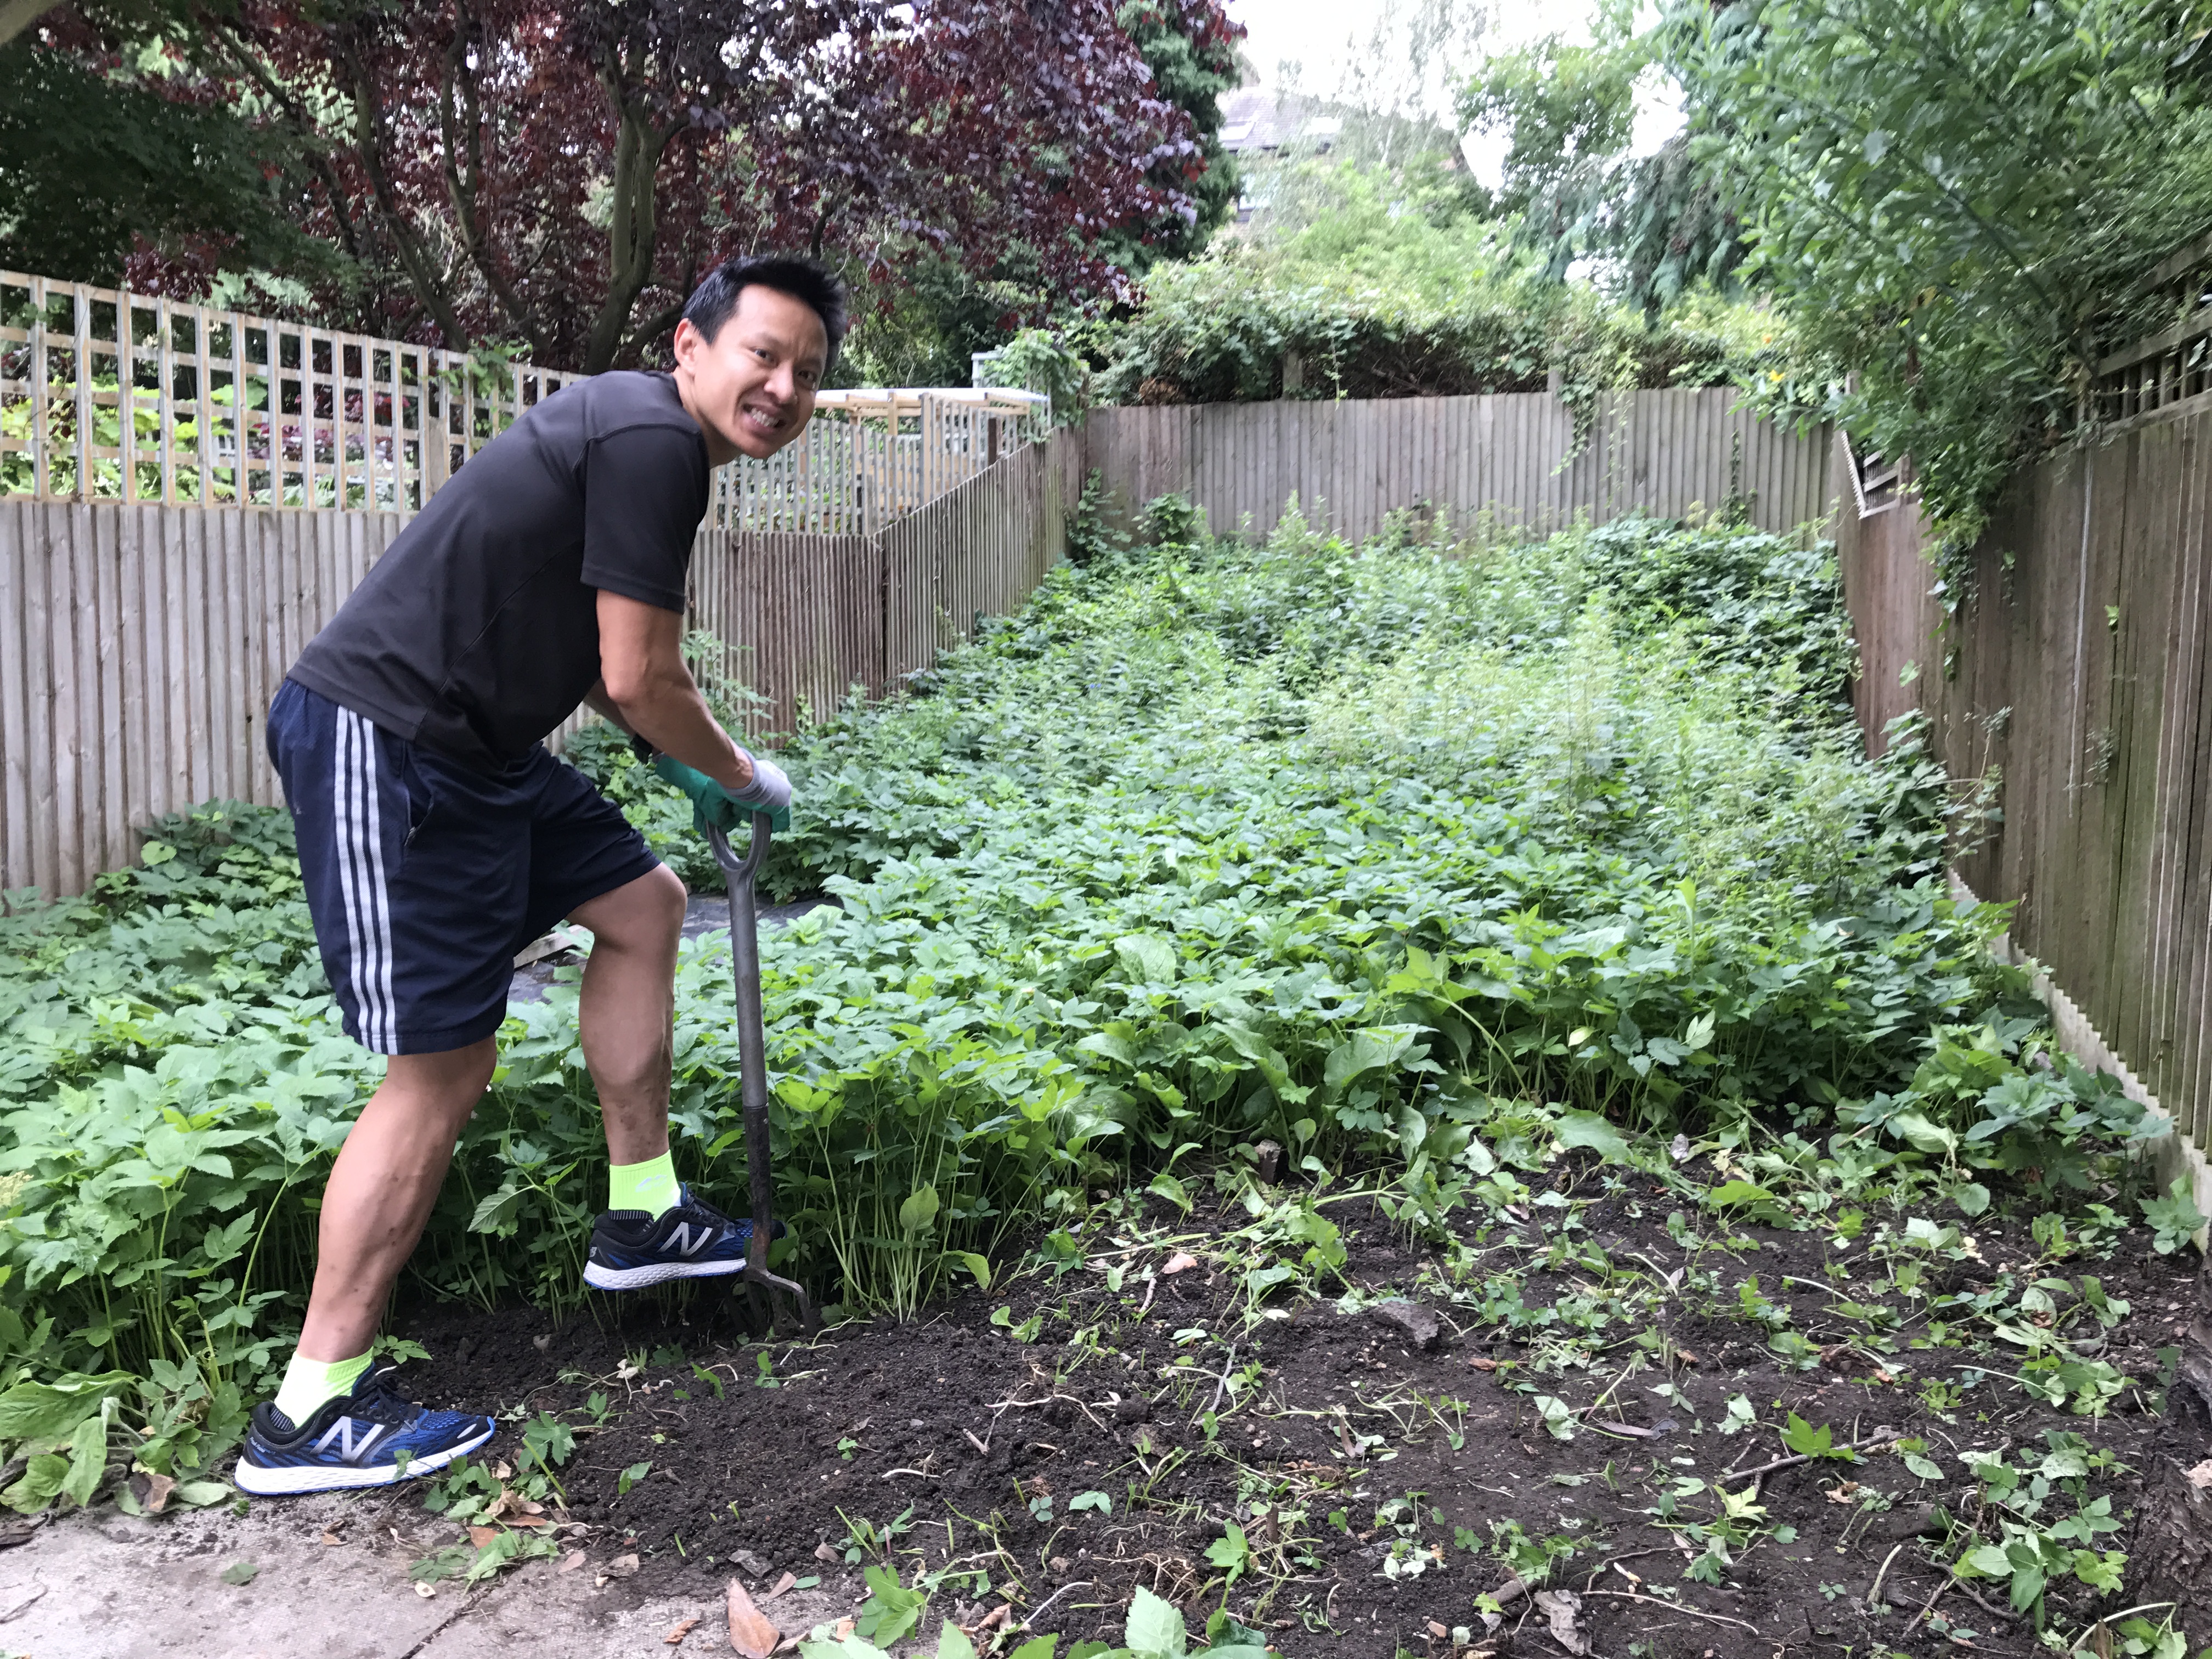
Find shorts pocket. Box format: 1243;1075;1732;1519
399;747;438;848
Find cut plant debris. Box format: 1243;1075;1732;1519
0;501;2203;1658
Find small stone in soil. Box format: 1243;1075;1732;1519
731;1549;773;1577
1367;1299;1442;1351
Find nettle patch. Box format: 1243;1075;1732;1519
0;506;2187;1611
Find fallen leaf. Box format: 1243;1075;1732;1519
606;1553;641;1579
812;1542;842;1563
976;1605;1013;1631
558;1550;586;1574
726;1578;781;1658
1825;1482;1861;1505
832;1618;856;1640
467;1526;501;1549
1533;1589;1588;1657
493;1460;514;1481
1469;1357;1500;1372
2186;1459;2212;1491
1675;1348;1701;1367
320;1532;343;1548
1161;1251;1199;1276
144;1472;176;1514
1428;1620;1451;1638
1592;1421;1658;1438
219;1561;258;1587
665;1616;700;1645
764;1572;797;1600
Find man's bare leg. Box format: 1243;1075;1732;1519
571;864;689;1164
295;1039;497;1363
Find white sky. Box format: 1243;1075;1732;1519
1224;0;1685;189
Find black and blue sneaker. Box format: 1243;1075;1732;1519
583;1184;784;1291
233;1365;494;1497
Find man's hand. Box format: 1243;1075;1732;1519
595;590;754;791
652;752;791;835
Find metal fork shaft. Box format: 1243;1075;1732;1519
707;816;819;1336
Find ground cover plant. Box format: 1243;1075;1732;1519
0;504;2201;1654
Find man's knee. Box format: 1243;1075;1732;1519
578;863;687;954
382;1037;499;1118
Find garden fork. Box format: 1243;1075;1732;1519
706;814;820;1338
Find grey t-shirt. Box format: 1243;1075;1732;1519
288;370;709;771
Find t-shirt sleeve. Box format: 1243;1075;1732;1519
579;424;710;612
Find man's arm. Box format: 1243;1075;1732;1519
595;590;755;793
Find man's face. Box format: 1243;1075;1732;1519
672;285;828;465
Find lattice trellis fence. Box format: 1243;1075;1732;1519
0;270;1050;527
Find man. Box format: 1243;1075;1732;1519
232;256;840;1497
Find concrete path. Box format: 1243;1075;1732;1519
0;1494;862;1658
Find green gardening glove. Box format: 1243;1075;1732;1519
651;751;792;836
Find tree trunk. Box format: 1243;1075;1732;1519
2125;1254;2212;1637
338;36;469;350
582;74;672;375
438;1;540;356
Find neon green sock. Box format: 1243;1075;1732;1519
273;1350;371;1426
609;1150;681;1217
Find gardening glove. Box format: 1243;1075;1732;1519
651;749;791;836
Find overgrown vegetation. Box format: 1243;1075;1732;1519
0;509;2162;1516
1086;165;1813;416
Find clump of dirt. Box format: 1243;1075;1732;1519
398;1171;2210;1659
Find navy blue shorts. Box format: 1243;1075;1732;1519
266;679;662;1054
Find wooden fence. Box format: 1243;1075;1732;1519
0;431;1079;901
1835;410;2212;1151
1084;388;1835;543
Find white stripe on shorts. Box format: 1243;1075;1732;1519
332;710;397;1052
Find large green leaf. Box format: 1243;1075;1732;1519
897;1184;941;1234
0;1372;131;1443
1553;1110;1632;1164
1113;935;1177;984
1123;1585;1187;1657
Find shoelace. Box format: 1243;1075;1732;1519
343;1369;421;1427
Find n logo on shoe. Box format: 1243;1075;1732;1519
665;1222;717;1256
313;1415;387;1465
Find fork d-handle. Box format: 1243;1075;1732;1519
706;815;819;1337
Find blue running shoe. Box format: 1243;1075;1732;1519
233;1365;494;1496
583;1184;784;1291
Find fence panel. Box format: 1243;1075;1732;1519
881;430;1077;687
1;428;1082;900
1082;388;1834;543
1836;405;2212;1151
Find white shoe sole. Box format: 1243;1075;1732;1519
584;1256;747;1291
233;1421;495;1496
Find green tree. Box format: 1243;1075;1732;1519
0;12;317;290
1110;0;1244;269
1458;15;1746;317
1669;0;2212;549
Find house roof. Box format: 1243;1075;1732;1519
1217;86;1342;154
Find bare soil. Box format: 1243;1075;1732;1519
394;1169;2210;1659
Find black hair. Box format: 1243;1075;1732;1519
680;256;847;371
